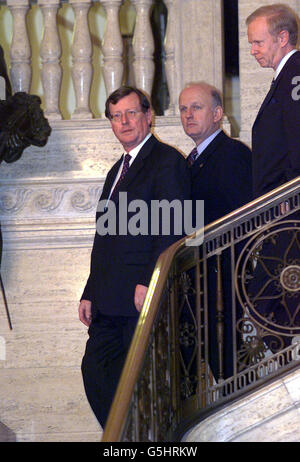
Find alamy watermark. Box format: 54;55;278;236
96;192;204;246
291;76;300;101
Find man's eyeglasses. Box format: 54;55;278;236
110;109;142;123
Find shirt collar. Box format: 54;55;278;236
195;128;222;159
126;132;152;164
274;49;297;80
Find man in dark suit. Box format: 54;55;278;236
179;82;252;226
79;86;191;428
247;3;300;199
179;81;252;380
246;4;300;349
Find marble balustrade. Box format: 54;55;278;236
4;0;175;119
5;0;298;442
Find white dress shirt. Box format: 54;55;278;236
193;128;222;162
274;49;297;80
107;132;152;202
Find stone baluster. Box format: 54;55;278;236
164;0;176;114
101;0;124;97
131;0;154;96
7;0;32;93
70;0;93;119
38;0;62;120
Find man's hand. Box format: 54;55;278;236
78;299;92;326
134;284;148;312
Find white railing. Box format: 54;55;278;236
1;0;176;120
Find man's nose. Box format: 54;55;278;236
250;44;257;55
186;107;193;118
121;112;129;124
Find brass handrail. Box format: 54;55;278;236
102;237;184;441
102;176;300;442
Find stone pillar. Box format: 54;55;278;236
164;0;176;115
163;0;225;116
39;0;63;120
102;0;124;96
70;0;93;119
131;0;155;96
7;0;32;93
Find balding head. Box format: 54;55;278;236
179;82;223;146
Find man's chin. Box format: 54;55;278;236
185;127;199;138
256;58;267;68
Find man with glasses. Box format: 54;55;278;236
79;86;191;429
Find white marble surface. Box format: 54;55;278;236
0;116;194;442
183;368;300;442
2;0;299;441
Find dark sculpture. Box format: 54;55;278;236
0;91;51;329
0;92;51;164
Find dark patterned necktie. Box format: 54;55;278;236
187;147;198;167
110;153;131;201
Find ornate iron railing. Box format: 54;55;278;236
102;177;300;442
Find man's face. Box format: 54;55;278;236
247;16;283;70
179;85;222;146
109;92;152;152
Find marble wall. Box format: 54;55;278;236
0;0;299;442
183;367;300;442
0;118;193;442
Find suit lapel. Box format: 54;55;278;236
100;156;123;201
254;51;300;123
255;79;277;120
191;131;226;176
111;134;157;204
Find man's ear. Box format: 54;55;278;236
213;105;223;123
147;108;153;127
278;29;289;47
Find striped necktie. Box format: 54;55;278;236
110;153;131;201
187;147;198;167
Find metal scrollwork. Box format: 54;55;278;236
177;271;198;398
280;265;300;292
235;220;300;364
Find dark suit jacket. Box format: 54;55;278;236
250;52;300;350
187;130;252;379
82;134;191;318
190;130;252;225
252;50;300;199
